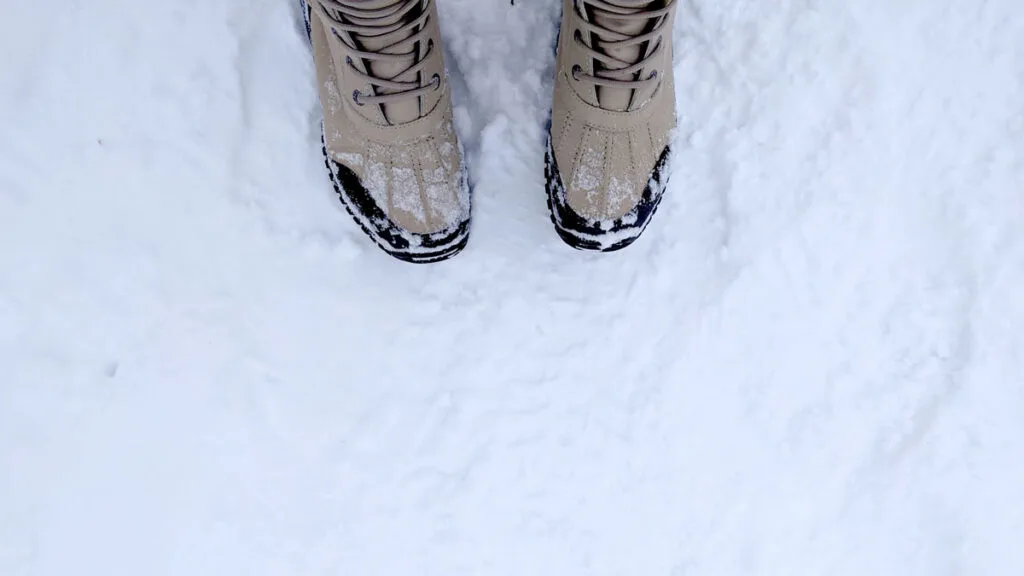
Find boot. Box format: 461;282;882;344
546;0;677;251
304;0;470;263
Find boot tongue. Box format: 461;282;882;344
589;1;660;112
348;0;424;125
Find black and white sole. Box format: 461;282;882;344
320;137;471;264
544;133;672;252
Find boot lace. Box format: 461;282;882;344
316;0;440;108
571;0;673;97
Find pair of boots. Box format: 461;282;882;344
304;0;677;263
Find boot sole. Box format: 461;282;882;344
321;134;471;265
544;130;672;252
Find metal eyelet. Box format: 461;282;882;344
352;89;364;106
571;64;582;81
431;74;441;89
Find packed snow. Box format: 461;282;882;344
2;0;1023;574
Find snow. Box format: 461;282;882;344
2;0;1023;574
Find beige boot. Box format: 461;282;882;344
546;0;677;251
306;0;470;263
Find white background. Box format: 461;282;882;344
2;0;1022;574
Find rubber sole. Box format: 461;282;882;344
320;135;470;265
544;130;671;253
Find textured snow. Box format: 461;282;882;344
605;174;636;214
2;0;1024;575
571;135;606;194
388;165;424;221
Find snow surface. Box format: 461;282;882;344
2;0;1024;574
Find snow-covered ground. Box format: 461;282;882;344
2;0;1023;573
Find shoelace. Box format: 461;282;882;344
571;0;673;94
317;0;439;108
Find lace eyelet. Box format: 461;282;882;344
352;89;364;106
571;64;582;81
431;74;441;89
